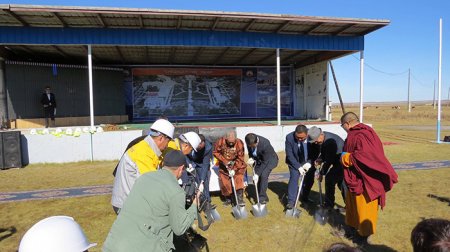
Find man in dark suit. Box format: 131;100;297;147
40;86;57;128
285;124;318;209
187;134;213;203
245;133;278;204
308;126;345;209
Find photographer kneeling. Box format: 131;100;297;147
103;150;199;252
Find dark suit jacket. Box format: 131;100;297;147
285;131;318;170
187;140;213;182
247;135;279;175
316;131;344;175
41;93;57;108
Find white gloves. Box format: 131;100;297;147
228;169;235;177
298;162;311;176
253;174;259;183
186;163;195;173
198;182;204;193
302;162;312;171
247;158;255;167
298;167;306;176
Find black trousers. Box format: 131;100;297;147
44;106;55;127
256;167;272;202
324;164;344;207
300;167;316;201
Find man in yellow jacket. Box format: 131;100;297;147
111;119;175;214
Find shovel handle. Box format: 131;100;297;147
293;173;306;209
230;174;240;206
251;166;261;204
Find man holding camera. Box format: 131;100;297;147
245;133;278;204
213;130;247;206
104;150;199;252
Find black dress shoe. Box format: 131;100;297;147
300;198;314;204
222;198;232;206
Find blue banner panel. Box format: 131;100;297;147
256;68;292;117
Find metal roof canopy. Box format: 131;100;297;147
0;4;389;67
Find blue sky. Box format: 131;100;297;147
4;0;450;102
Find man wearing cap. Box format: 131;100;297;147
104;150;199;252
111;119;175;214
187;134;213;203
162;131;201;161
213;130;247;206
285;124;319;209
308;126;345;210
245;133;278;204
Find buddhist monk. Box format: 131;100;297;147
340;112;398;244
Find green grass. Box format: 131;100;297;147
1;168;449;252
0;161;116;192
1;104;450;251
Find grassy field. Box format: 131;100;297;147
0;105;449;251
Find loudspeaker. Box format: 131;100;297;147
0;131;22;169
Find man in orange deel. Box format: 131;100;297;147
213;130;247;207
340;112;398;245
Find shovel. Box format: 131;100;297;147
209;206;221;221
314;163;332;225
285;173;306;218
314;178;328;225
230;173;248;220
250;167;267;217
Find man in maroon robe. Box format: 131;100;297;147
340;112;398;244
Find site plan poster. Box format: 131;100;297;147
132;68;241;119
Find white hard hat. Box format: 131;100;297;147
181;132;201;152
150;119;175;139
19;216;97;252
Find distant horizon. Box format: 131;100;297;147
334;99;450;106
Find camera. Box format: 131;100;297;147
182;166;207;211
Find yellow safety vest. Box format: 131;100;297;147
127;139;160;174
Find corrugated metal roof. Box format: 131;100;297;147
0;4;389;34
0;4;388;66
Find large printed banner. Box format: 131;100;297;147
131;67;292;120
132;68;241;119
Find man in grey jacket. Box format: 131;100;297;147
103;150;199;252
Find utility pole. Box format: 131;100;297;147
408;68;411;112
329;61;346;115
433;80;436;109
448;86;450;107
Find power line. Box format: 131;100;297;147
351;54;409;76
410;72;430;88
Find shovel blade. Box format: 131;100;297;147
251;203;268;217
232;206;248;220
285;208;301;218
314;208;328;225
210;208;221;221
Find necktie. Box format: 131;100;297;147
299;142;304;162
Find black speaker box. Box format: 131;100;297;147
0;131;22;169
